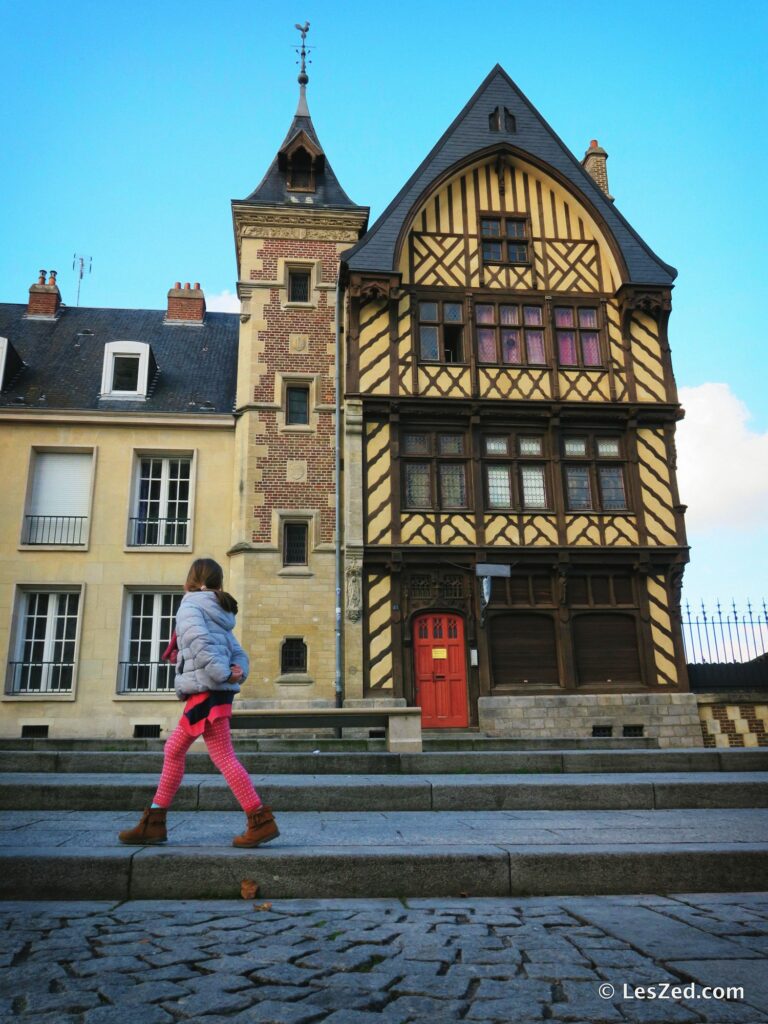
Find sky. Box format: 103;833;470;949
1;0;766;615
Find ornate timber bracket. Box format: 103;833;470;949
348;272;402;305
616;284;673;338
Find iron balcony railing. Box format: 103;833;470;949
7;661;75;694
682;600;768;664
118;661;176;694
127;518;190;547
23;516;87;545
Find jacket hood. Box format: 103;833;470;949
181;590;236;631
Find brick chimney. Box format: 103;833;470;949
27;270;61;318
582;140;613;200
166;281;206;323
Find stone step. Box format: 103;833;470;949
0;735;660;751
2;771;766;812
1;809;766;899
0;746;765;776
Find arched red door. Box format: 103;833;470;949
413;613;468;728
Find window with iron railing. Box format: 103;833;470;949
129;456;191;546
118;591;182;694
23;450;92;545
6;589;80;695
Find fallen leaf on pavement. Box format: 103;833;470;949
240;879;259;899
253;901;273;912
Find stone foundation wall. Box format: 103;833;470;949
478;693;703;747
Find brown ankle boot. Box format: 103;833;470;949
232;805;279;848
118;806;167;845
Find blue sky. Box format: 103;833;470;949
1;0;766;611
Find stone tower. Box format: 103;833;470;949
229;38;368;706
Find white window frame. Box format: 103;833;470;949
115;588;183;699
100;340;152;400
126;449;196;551
20;447;96;550
4;584;84;701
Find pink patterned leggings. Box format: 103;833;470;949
153;717;262;813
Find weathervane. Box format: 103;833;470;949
294;22;311;115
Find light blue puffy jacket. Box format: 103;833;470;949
174;590;249;700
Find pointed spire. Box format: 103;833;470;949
294;21;310;117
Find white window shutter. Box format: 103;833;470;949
30;454;91;516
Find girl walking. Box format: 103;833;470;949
118;558;279;849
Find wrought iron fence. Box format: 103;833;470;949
127;518;189;546
23;516;87;545
6;661;75;694
682;600;768;665
118;661;176;694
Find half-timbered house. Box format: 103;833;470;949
340;65;700;743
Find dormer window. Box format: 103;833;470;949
101;341;156;401
288;147;314;191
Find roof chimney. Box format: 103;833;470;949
166;281;206;324
27;269;61;318
582;140;613;200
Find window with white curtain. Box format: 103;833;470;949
24;451;93;545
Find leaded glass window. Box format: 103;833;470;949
474;302;545;364
418;301;464;363
565;466;592;510
555;305;602;366
479;216;529;264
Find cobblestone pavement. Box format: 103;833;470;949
1;894;767;1023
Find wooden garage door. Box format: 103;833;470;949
573;613;642;685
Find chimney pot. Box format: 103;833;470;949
166;281;206;323
28;267;62;318
582;140;612;200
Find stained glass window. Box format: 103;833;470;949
487;466;511;507
438;434;464;455
521;465;547;508
599;466;627;510
565;466;592;510
404;434;430;455
439;464;467;507
405;463;431;507
486;437;509;455
597;439;620;458
519;437;542;456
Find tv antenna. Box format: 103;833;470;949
72;254;92;307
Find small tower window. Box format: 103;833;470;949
286;385;309;425
288;271;311;303
283;522;308;566
281;637;307;674
288;147;313;191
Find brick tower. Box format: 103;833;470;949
230;30;368;707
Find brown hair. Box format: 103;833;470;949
185;558;238;614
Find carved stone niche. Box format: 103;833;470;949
348;273;402;304
346;557;362;622
616;284;672;334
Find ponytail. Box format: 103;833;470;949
185;558;238;614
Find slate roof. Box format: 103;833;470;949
239;112;367;213
0;304;239;414
344;65;676;286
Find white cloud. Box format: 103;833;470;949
205;289;240;313
676;383;768;533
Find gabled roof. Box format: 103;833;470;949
344;65;676;286
238;109;366;213
0;304;239;414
